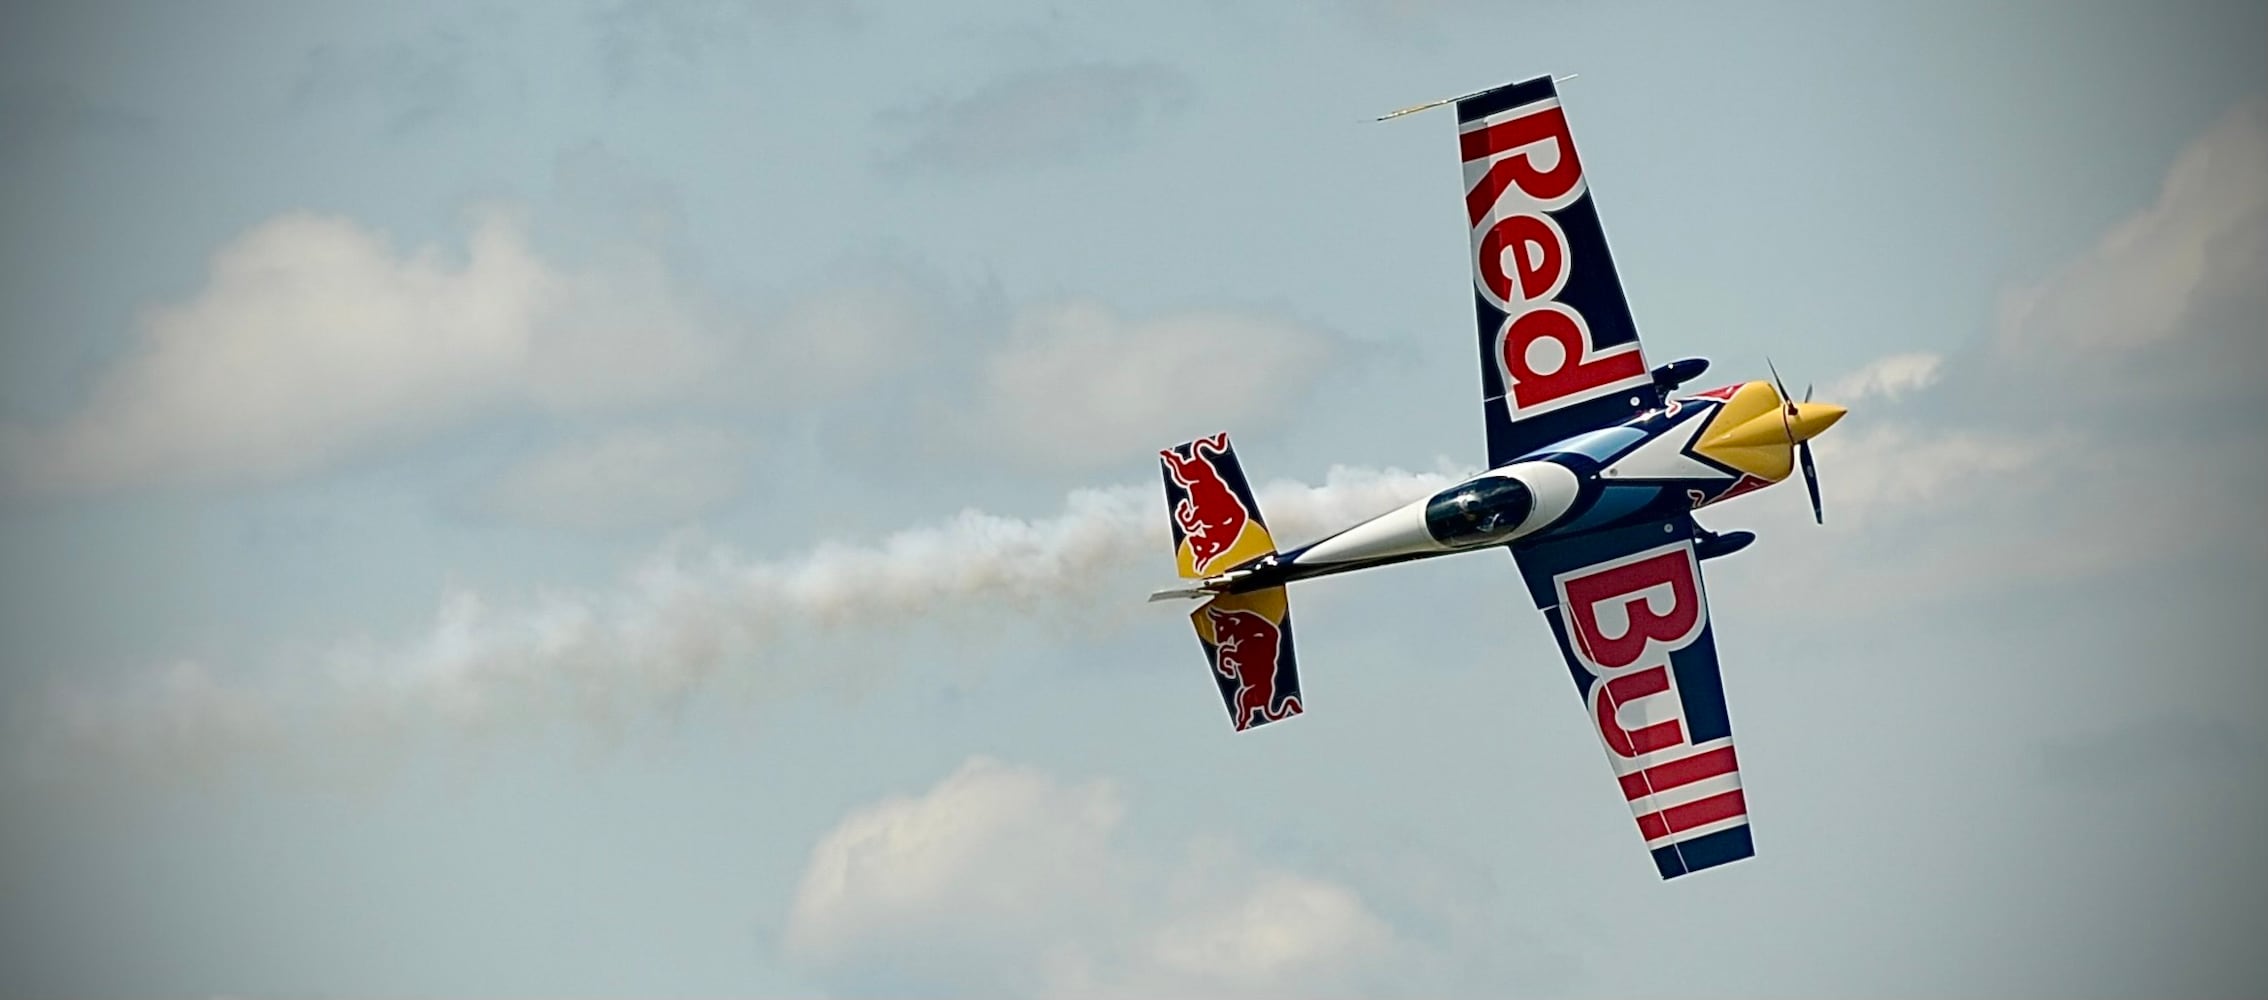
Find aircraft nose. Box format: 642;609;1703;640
1788;402;1847;443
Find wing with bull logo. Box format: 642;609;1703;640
1511;515;1754;879
1457;75;1658;468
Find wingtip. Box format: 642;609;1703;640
1374;96;1455;122
1373;73;1580;123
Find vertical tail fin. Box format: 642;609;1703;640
1158;432;1277;579
1192;586;1304;731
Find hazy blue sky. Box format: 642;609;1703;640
1;1;2262;996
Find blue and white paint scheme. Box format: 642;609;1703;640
1149;74;1846;880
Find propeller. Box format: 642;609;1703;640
1765;358;1825;524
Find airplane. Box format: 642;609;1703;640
1147;74;1847;880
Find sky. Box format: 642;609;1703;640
0;0;2263;996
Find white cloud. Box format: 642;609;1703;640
1787;351;2045;523
1822;352;1942;402
0;201;1336;494
1;211;554;493
1999;99;2267;356
0;208;938;497
1734;108;2268;598
963;300;1338;468
1808;424;2046;522
481;424;750;531
1144;871;1397;996
1716;326;2257;614
783;757;1126;979
783;756;1403;998
0;210;737;495
520;242;727;411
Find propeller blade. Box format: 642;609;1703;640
1765;357;1796;444
1768;360;1824;523
1800;441;1823;524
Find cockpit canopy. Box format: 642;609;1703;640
1424;475;1534;548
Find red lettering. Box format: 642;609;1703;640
1461;105;1585;224
1464;99;1639;416
1501;308;1647;412
1593;665;1685;758
1562;549;1704;671
1475;213;1564;305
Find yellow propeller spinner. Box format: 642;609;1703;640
1690;381;1847;483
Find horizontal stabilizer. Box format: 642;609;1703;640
1191;586;1303;731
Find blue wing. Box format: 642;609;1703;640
1456;75;1658;467
1510;515;1754;879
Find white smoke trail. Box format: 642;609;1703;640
25;464;1467;775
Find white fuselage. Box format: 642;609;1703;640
1191;459;1589;595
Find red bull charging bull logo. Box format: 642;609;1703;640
1161;433;1260;577
1202;604;1302;731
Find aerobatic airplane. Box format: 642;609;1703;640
1148;75;1847;879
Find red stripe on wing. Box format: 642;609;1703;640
1618;746;1741;801
1635;789;1747;842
